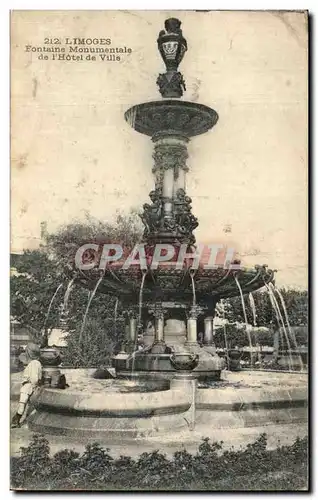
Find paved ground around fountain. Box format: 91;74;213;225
10;417;307;458
10;369;308;458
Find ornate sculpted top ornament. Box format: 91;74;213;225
156;72;186;99
157;18;187;98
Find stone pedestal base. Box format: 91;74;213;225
113;317;224;380
164;319;187;346
124;341;138;354
150;341;168;354
42;367;61;387
114;348;224;381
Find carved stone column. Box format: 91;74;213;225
127;310;137;344
148;305;167;354
203;316;214;346
176;165;187;192
152;137;189;219
186;305;202;344
153;306;165;343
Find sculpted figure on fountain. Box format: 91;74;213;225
140;189;162;238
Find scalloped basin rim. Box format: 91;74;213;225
124;100;219;137
125;99;218;115
77;265;273;280
76;265;275;300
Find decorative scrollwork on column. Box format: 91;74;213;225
125;308;137;320
187;304;203;320
152;142;189;199
152;143;188;172
149;304;168;320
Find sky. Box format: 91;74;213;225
11;10;308;288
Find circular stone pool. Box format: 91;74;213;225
11;368;308;445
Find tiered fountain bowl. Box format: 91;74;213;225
76;263;275;304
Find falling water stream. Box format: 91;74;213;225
248;292;260;365
234;275;253;367
42;283;63;334
220;299;230;368
79;276;103;345
114;297;119;338
264;283;293;371
248;293;257;327
271;284;297;350
131;271;147;375
190;271;197;307
60;278;75;317
271;284;304;371
138;271;147;325
267;289;288;361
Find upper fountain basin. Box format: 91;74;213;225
124;100;219;138
76;264;275;307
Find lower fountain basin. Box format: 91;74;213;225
11;369;307;444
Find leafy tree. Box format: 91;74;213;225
277;288;308;327
214;324;252;349
62;317;119;367
45;210;142;274
219;288;308;329
10;211;142;360
10;251;64;339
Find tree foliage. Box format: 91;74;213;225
10;212;142;360
11;251;63;339
219;289;308;329
45;211;143;273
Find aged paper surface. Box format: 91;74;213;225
10;11;308;491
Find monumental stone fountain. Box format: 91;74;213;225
76;17;275;381
17;18;306;446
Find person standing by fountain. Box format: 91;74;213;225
11;343;42;428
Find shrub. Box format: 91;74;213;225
62;318;116;367
11;433;308;491
11;434;51;488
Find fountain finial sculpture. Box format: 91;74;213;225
157;18;187;98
